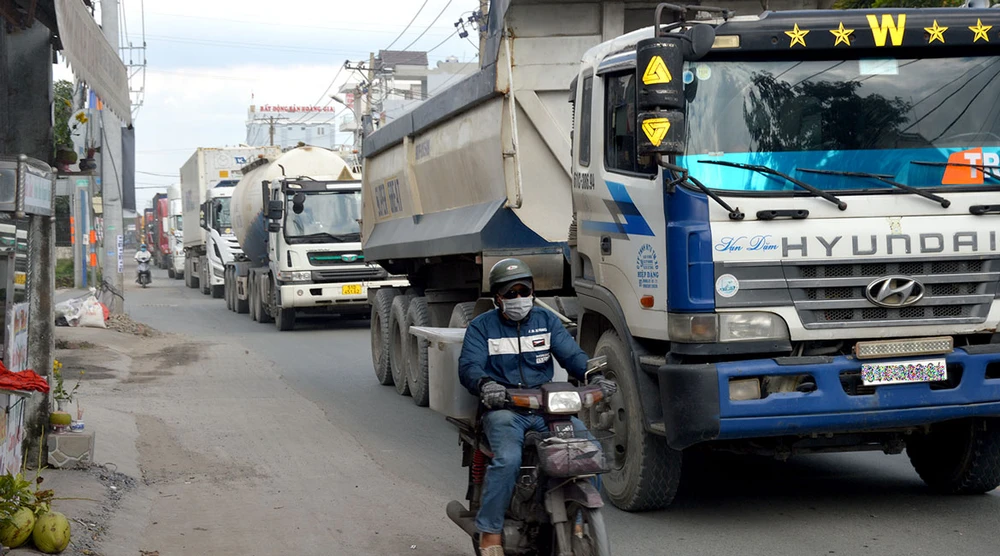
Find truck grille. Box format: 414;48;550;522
312;266;386;283
307;251;365;266
788;258;1000;329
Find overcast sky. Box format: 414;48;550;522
56;0;480;210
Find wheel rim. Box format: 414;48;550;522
604;366;629;472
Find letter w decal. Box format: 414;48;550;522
867;14;906;47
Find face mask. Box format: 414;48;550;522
501;297;533;321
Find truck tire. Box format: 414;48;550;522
168;268;176;279
276;308;296;331
390;294;414;396
200;264;211;295
235;281;250;314
249;281;259;322
405;297;432;407
596;330;681;511
371;289;399;386
224;269;233;311
906;417;1000;494
448;302;478;328
211;284;224;299
257;276;274;324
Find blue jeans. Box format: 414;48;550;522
476;410;588;534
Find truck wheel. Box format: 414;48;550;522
168;268;176;279
406;297;431;407
249;282;259;322
211;284;224;299
371;289;399;386
200;265;211;295
224;269;233;310
276;308;296;331
235;280;250;314
906;417;1000;494
390;295;414;396
596;330;681;511
448;302;477;328
257;278;274;324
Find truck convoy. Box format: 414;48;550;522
180;146;280;296
167;184;184;280
151;192;169;270
363;1;1000;512
223;146;405;330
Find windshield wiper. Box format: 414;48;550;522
797;168;951;208
698;160;847;211
911;160;1000;181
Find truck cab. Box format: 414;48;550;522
200;180;243;298
167;185;184;280
570;5;1000;509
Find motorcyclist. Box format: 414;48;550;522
135;244;152;284
458;258;617;556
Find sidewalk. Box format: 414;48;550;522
32;319;467;555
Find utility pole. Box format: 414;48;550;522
100;0;125;313
479;0;488;61
366;52;375;137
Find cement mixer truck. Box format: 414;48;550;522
180;146;280;295
364;1;1000;512
224;146;406;331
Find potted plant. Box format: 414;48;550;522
50;360;81;417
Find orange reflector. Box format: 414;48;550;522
640;295;655;309
89;253;97;267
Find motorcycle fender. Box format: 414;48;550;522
543;487;569;524
564;480;604;509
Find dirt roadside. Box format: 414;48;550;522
42;320;467;556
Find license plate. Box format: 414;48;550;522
861;358;947;386
342;284;362;295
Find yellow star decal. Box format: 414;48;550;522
785;23;809;48
970;19;992;43
829;22;854;46
924;20;948;44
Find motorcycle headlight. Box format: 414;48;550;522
277;270;312;282
546;391;582;414
719;312;789;342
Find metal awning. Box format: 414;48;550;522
53;0;131;125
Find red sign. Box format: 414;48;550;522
257;104;339;113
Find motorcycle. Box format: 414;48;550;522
137;260;151;288
446;357;613;555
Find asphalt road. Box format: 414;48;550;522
124;265;1000;556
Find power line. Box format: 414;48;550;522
290;63;347;125
398;0;454;52
136;170;178;177
144;10;454;37
383;0;430;51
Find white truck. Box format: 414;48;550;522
224;146;406;331
364;1;1000;513
180;146;280;295
166;184;185;280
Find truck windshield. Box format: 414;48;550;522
285;190;361;242
678;56;1000;192
213;198;232;230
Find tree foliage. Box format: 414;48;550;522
53;80;75;150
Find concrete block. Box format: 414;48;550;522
47;430;95;469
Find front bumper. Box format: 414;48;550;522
658;345;1000;450
279;282;371;309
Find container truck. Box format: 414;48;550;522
151;192;169;270
180;146;280;295
167;184;184;280
224;146;406;330
363;1;1000;511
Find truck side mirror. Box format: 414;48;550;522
684;24;716;61
267;221;281;233
261;180;270;217
267;200;284;220
635;36;686;156
291;192;306;215
199;202;207;229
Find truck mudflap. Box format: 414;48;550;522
658;345;1000;451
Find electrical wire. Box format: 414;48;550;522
136;170;178;177
383;0;430;51
144;10;453;37
290;63;347;125
398;0;454;52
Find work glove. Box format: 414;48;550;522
590;375;618;399
479;380;508;409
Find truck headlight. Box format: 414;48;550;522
546;391;582;414
719;313;789;342
277;270;311;282
668;312;788;343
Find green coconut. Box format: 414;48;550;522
32;511;70;553
0;506;36;548
49;412;72;426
